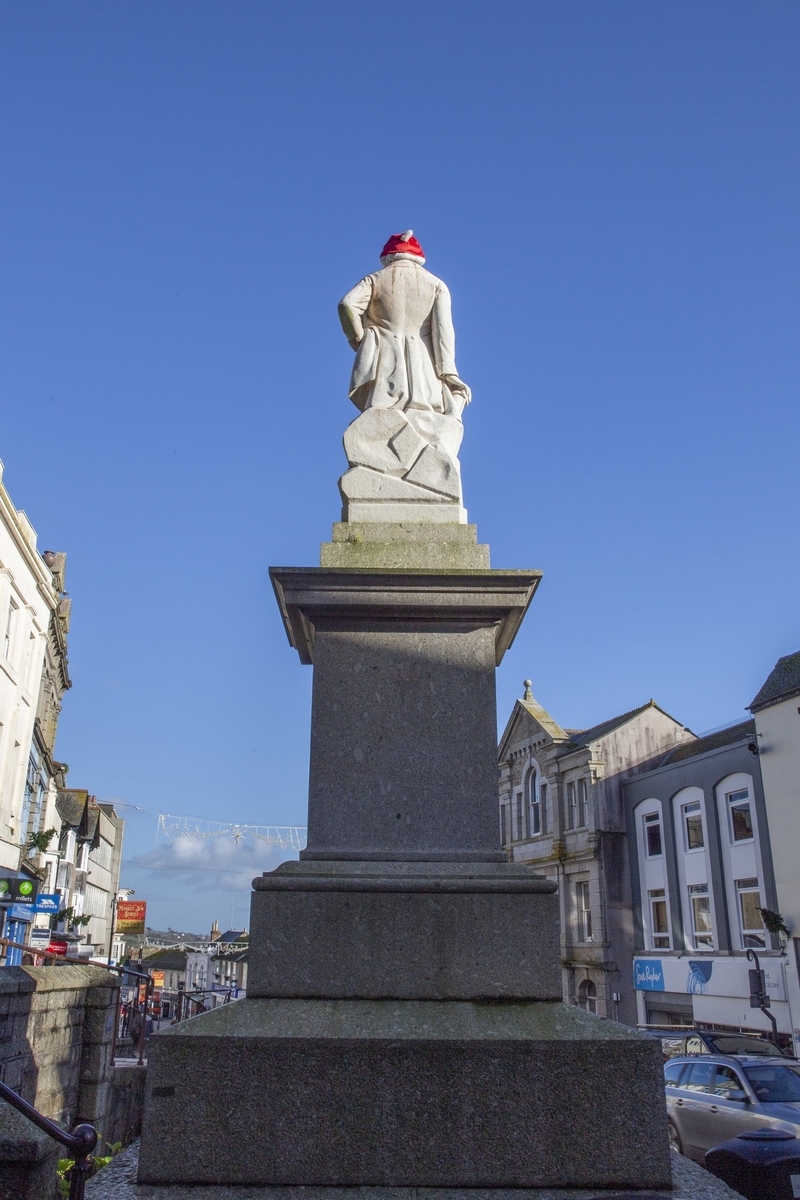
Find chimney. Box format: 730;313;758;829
210;920;220;942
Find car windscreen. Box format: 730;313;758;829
710;1035;784;1057
743;1064;800;1103
657;1037;688;1059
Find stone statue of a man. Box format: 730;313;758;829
336;232;472;522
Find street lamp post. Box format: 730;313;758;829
746;947;780;1046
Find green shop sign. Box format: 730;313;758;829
0;876;40;904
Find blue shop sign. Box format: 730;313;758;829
33;894;59;914
8;904;34;923
634;959;664;991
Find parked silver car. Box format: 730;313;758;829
645;1028;789;1061
665;1054;800;1162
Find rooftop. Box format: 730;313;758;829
749;650;800;712
563;699;689;749
141;947;188;970
658;719;755;766
213;929;248;945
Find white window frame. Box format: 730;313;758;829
682;800;705;852
566;781;577;830
727;788;755;845
577;778;588;827
526;768;541;836
578;977;597;1013
575;879;593;943
648;887;671;950
688;883;714;950
3;599;17;662
514;791;525;841
644;811;663;858
736;877;766;949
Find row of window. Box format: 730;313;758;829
638;780;765;953
501;770;590;844
665;1058;800;1104
647;876;764;951
644;788;754;859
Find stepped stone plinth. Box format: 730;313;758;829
136;522;672;1195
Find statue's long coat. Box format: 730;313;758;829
338;260;462;415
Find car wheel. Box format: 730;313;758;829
668;1122;682;1155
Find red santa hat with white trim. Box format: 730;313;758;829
380;230;425;265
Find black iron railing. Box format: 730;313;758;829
87;960;154;1065
0;936;63;965
0;1078;97;1199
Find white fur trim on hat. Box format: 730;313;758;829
380;251;426;265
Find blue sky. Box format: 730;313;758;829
1;2;798;934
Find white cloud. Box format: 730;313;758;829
130;833;296;893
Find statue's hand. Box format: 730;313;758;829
443;374;472;407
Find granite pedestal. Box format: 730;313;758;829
137;523;673;1194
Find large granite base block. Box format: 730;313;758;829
89;1143;745;1198
248;861;561;999
304;622;503;861
137;999;671;1190
269;568;541;860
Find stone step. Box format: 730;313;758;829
86;1143;744;1200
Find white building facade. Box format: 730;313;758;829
0;465;67;873
749;651;800;1055
623;721;791;1047
0;464;73;958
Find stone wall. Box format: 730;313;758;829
0;964;119;1136
106;1063;147;1147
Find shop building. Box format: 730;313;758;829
623;720;790;1044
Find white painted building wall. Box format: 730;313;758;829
0;463;61;873
752;687;800;1054
753;697;800;932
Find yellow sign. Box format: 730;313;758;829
116;900;146;934
150;969;165;987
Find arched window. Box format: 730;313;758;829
526;768;541;836
578;978;597;1014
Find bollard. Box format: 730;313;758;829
706;1129;800;1200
